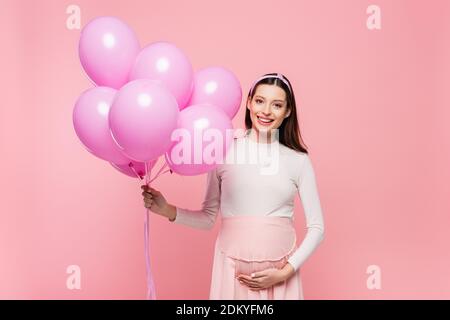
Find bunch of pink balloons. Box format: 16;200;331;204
73;16;242;178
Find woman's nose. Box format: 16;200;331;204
262;104;271;114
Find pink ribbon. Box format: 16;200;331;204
129;160;171;300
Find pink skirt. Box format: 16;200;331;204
209;215;304;300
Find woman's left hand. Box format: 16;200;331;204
236;263;295;291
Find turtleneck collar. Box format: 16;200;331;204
244;128;279;145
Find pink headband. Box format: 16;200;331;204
249;73;292;95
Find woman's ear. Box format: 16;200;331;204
285;109;291;118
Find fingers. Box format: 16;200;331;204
141;191;153;198
239;279;260;289
141;185;161;196
141;192;153;207
239;275;259;282
144;203;152;209
141;186;159;197
143;198;153;209
141;185;159;192
237;273;269;290
237;275;262;288
141;185;162;209
248;272;265;279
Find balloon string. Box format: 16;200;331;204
148;160;170;183
149;168;171;184
144;161;156;300
130;159;171;300
128;162;144;185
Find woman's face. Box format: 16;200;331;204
246;84;291;134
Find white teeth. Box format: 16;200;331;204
257;116;273;123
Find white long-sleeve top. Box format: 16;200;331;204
172;130;325;272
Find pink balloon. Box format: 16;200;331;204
109;79;180;162
79;16;140;89
164;104;233;176
129;41;194;110
186;67;242;119
110;159;157;179
73;86;130;164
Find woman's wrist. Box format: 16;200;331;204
280;262;296;281
165;204;177;222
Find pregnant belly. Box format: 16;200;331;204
217;215;297;276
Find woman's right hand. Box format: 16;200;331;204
141;185;168;216
141;185;177;221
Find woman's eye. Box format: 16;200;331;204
254;99;282;107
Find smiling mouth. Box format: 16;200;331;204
257;115;274;123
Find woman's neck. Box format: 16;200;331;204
246;128;279;144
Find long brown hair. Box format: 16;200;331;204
245;73;308;153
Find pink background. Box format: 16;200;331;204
1;0;449;299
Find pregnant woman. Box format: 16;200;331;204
141;72;325;300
